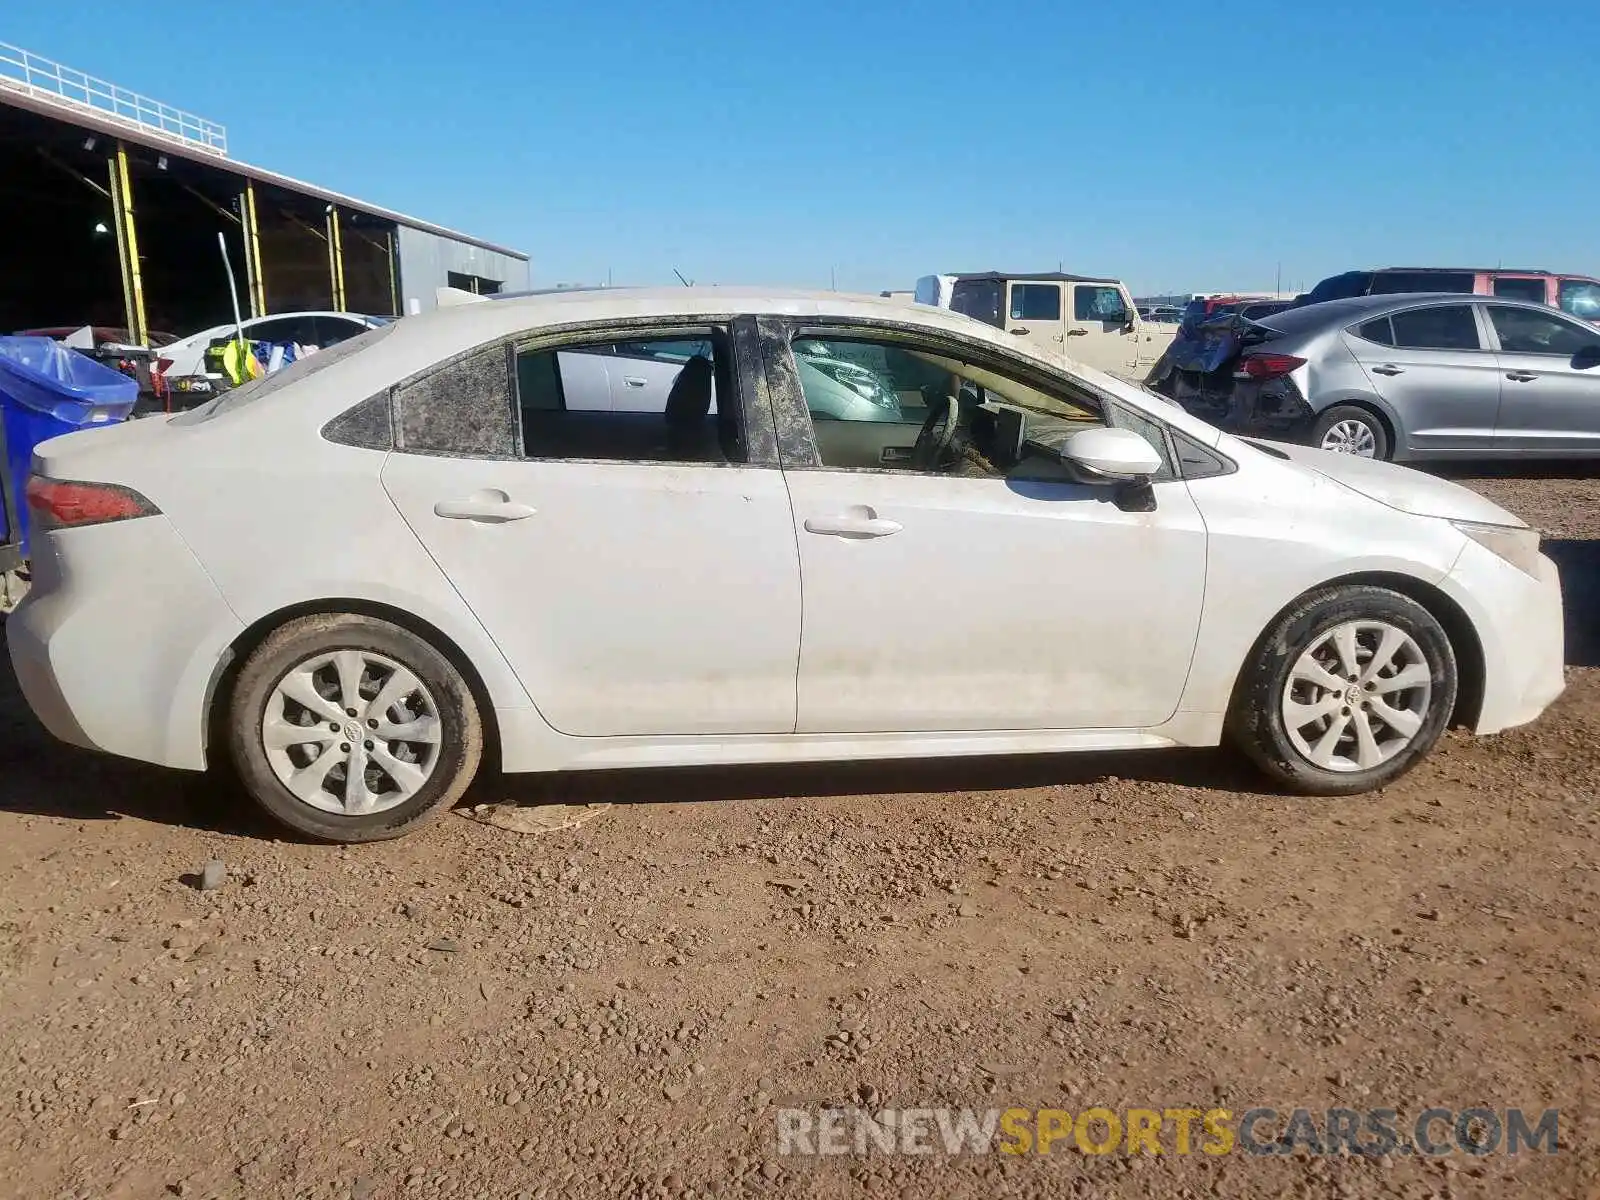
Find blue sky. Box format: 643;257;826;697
6;2;1598;295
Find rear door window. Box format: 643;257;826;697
1492;277;1547;304
1009;283;1062;321
950;279;1004;328
1388;306;1481;350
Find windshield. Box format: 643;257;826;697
1560;279;1600;320
170;321;396;424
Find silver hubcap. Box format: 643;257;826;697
262;650;442;815
1320;419;1377;457
1282;620;1432;773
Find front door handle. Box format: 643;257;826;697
621;375;648;387
804;512;903;539
1066;328;1088;337
434;491;537;523
1009;327;1029;336
1371;364;1405;376
1505;371;1538;383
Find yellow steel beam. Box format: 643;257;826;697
326;206;347;311
243;181;266;318
108;143;148;346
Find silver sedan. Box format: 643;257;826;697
1154;292;1600;461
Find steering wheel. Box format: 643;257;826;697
912;390;960;471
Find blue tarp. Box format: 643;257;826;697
0;337;138;554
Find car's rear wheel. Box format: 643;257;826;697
1229;585;1456;795
1310;405;1389;460
227;614;482;842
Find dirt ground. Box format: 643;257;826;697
1;467;1596;1200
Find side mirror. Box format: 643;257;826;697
1060;426;1163;481
1572;344;1600;371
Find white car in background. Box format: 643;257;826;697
9;288;1565;843
154;311;390;388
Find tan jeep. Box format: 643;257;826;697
914;271;1176;384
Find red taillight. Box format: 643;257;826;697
1236;353;1306;381
25;477;160;532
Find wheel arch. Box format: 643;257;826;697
202;598;503;773
1230;571;1485;730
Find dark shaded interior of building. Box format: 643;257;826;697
0;101;401;341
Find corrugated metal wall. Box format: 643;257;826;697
395;225;530;314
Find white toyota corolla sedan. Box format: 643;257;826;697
8;289;1565;842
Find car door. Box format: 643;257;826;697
379;319;802;738
1001;281;1067;365
1342;303;1500;453
1484;303;1600;453
604;337;719;413
762;320;1207;734
1065;282;1140;377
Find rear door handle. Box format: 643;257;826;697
621;375;648;387
1009;327;1029;335
804;514;903;539
1371;364;1405;376
434;492;537;523
1505;371;1538;382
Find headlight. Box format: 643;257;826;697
1452;520;1542;577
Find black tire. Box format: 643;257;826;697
1228;585;1457;795
227;614;482;842
1309;404;1390;460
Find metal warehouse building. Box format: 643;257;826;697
0;43;530;344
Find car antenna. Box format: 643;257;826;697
673;269;693;287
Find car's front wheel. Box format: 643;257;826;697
1229;585;1457;795
227;614;483;842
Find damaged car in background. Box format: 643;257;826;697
1144;292;1600;461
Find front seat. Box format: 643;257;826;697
663;355;717;461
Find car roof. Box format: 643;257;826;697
293;286;1131;397
390;287;1003;344
944;270;1121;285
1256;291;1572;336
1378;265;1551;275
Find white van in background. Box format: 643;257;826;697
913;271;1174;384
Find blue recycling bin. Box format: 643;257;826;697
0;337;138;558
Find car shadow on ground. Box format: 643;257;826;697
1544;538;1600;668
490;746;1280;811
